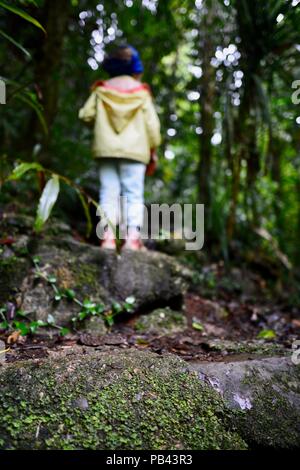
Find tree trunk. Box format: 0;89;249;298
245;117;260;225
226;84;251;240
226;71;258;239
198;0;216;232
25;0;71;167
227;147;242;241
269;136;285;248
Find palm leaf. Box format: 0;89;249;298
0;29;31;58
0;0;46;33
15;93;48;135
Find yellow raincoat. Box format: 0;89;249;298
79;76;161;164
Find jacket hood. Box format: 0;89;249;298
93;78;150;134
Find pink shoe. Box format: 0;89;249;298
100;229;116;250
122;229;145;252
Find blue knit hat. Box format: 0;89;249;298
103;45;144;77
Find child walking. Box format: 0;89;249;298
79;45;161;250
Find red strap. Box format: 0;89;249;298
91;80;105;91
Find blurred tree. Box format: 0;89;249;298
197;0;217;233
1;0;300;267
227;0;300;239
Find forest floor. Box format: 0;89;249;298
1;205;299;365
3;260;299;365
1;210;299;450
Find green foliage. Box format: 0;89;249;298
31;257;137;331
0;264;137;336
0;29;31;58
0;305;50;336
1;0;300;266
34;175;60;232
77;190;93;238
72;294;137;329
0;0;47;152
192;321;204;332
4;162;107;237
0;0;45;32
7;162;43;180
257;329;277;340
1;78;48;134
15;90;48;135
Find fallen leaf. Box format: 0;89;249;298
7;330;21;345
257;329;276;340
192;321;204;332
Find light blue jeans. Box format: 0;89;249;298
99;158;146;230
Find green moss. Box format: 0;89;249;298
206;339;288;357
71;262;100;290
0;256;29;304
135;308;187;335
236;367;300;448
0;350;247;450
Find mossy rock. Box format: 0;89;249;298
0;214;191;329
0;255;29;305
83;315;108;335
202;339;288;357
0;213;34;235
0;214;71;308
18;235;190;326
134;307;188;336
192;357;300;448
0;349;246;450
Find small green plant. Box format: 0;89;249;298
0;1;47;133
105;296;136;327
32;257;136;332
0;305;53;336
71;296;137;329
0;256;137;338
4;162;114;239
257;329;276;340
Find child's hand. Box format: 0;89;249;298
146;149;158;176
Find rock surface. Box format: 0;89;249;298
1;222;191;327
0;349;246;450
191;356;300;448
0;341;6;364
0;346;298;449
1;213;299;450
134;307;188;336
